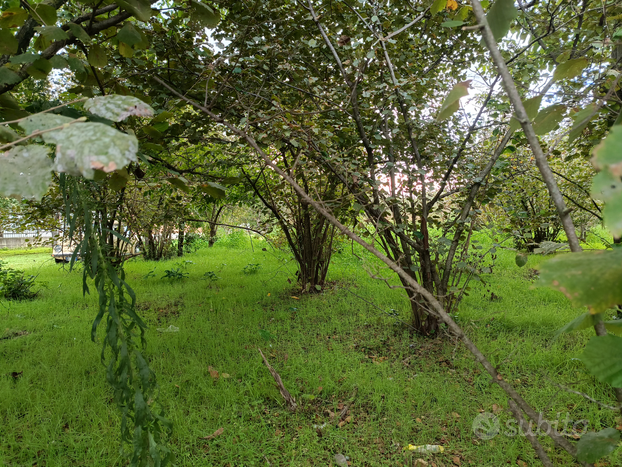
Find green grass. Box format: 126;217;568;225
0;233;620;466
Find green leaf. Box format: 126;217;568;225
190;0;221;27
591;126;622;236
0;8;28;28
34;26;69;41
554;313;602;338
0;67;21;86
603;320;622;336
539;249;622;313
166;177;190;192
19;113;74;134
441;20;464;28
109;170;130;191
33;34;51;52
151;111;173;123
0;29;18;54
84;95;154;122
117;22;142;46
486;0;518;42
532;104;566;136
42;122;139;179
576;428;620;463
88;44;107;68
430;0;447;15
118;42;134;58
220;175;244;185
514;253;528;267
141;142;163;152
199;181;226;198
26;58;52;79
0;93;24;110
509;95;542;133
582;335;622;387
115;0;153;22
67;56;86;75
457;6;471;20
0;125;19;143
142;126;162;140
0;145;52;200
9;53;39;65
436;80;471;121
592;125;622;170
67;23;91;44
569;103;597;143
33;4;57;25
49;55;68;69
553;58;588;82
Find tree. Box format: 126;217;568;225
241;146;348;292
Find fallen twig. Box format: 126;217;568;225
258;348;297;412
508;400;554;467
200;427;223;440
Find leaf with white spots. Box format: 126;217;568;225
19;113;74;135
41;122;138;179
83;95;154;122
0;145;52;199
539;249;622;313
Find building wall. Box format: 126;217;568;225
0;236;52;249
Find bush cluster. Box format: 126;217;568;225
0;260;39;300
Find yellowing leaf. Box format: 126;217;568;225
553;58;588;82
569;103;597;143
436;80;471;121
430;0;447;16
446;0;458;10
508;95;542;133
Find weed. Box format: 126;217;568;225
161;268;189;281
242;263;261;275
143;267;157;279
202;271;219;282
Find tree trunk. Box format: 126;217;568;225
208;222;218;247
177;222;185;257
208;204;224;247
398;265;440;336
295;205;334;293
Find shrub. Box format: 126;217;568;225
182;232;210;253
0;261;39;300
218;230;247;249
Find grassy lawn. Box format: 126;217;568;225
0;233;619;466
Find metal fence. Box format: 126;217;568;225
1;231;54;238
